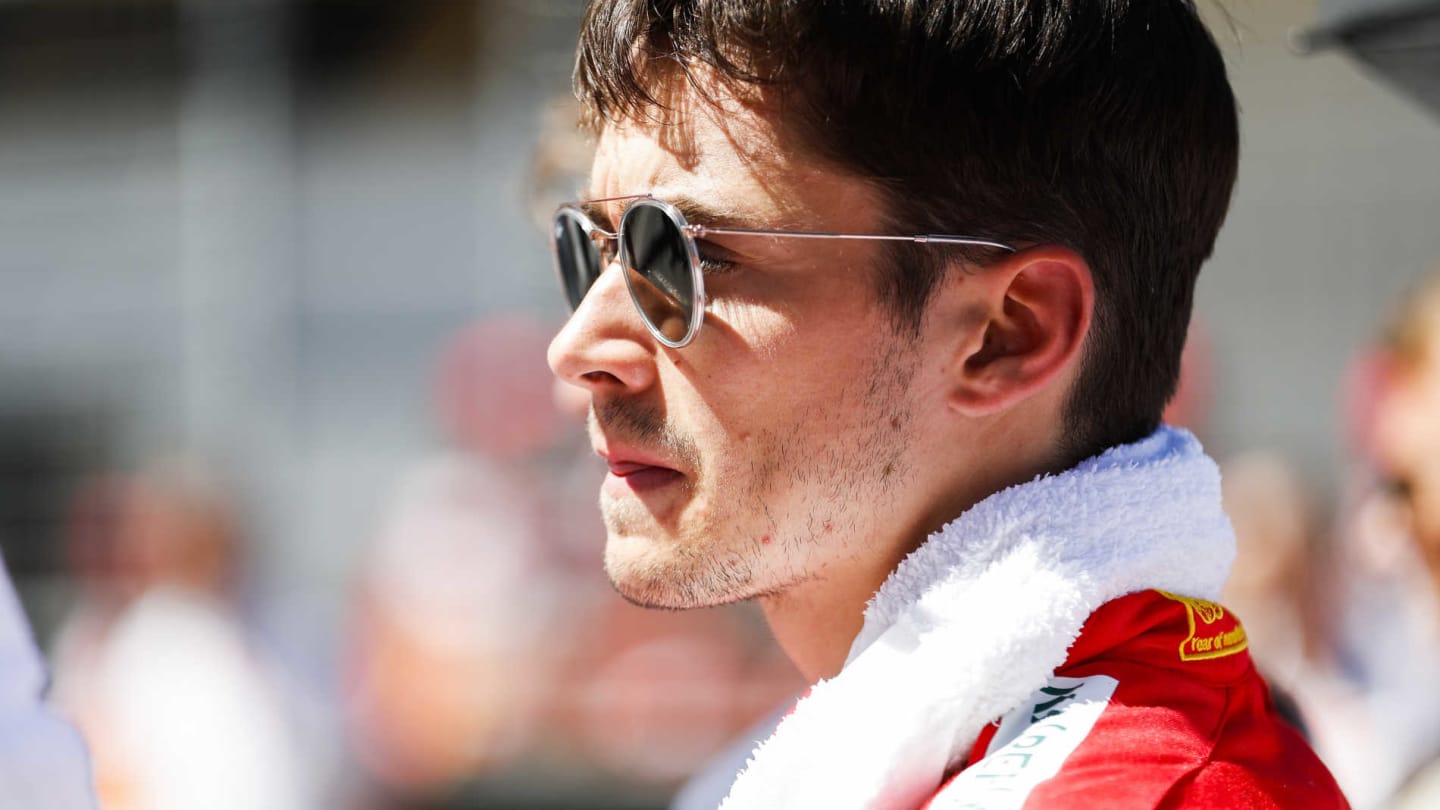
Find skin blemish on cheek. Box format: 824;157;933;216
761;534;772;545
823;520;833;533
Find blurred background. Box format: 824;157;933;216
1;0;1439;808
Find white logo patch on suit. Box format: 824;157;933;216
929;674;1119;809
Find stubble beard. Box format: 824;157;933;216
598;338;922;611
595;398;758;609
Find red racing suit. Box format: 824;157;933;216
925;589;1349;809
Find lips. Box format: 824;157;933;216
599;449;684;495
606;460;671;477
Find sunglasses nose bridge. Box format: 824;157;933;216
599;233;622;268
592;232;619;268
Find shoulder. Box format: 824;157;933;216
1154;759;1350;810
926;591;1349;810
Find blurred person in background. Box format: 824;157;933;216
1374;270;1440;600
1218;451;1378;796
1220;453;1324;698
50;461;311;810
546;1;1345;808
1221;455;1330;711
342;317;562;806
1364;268;1440;809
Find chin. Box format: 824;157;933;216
602;531;756;610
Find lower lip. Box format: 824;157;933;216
604;466;684;496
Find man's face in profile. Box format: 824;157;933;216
548;77;959;610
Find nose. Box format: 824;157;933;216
547;260;659;396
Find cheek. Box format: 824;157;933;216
702;257;877;359
703;297;796;361
724;355;918;489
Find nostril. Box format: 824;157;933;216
582;370;624;385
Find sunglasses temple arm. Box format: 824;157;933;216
915;236;1016;252
690;225;1013;253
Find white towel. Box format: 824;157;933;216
719;426;1235;809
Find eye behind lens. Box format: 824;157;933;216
619;201;699;346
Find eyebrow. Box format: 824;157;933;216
666;196;770;231
576;192;797;232
577;199;616;229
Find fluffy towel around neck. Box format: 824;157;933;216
718;426;1235;810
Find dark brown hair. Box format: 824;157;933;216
574;0;1239;462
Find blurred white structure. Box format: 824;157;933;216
0;554;96;809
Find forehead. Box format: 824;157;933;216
586;76;881;229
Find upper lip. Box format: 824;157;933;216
595;444;679;475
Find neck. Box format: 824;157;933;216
757;415;1075;683
718;427;1234;810
757;536;918;684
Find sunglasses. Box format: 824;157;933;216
552;194;1015;348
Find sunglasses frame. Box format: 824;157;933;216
552;193;1016;349
554;195;706;348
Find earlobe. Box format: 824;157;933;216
947;247;1093;417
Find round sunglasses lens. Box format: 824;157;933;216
554;212;602;311
620;203;696;343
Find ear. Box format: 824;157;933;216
947;246;1094;417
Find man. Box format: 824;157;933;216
546;1;1348;807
